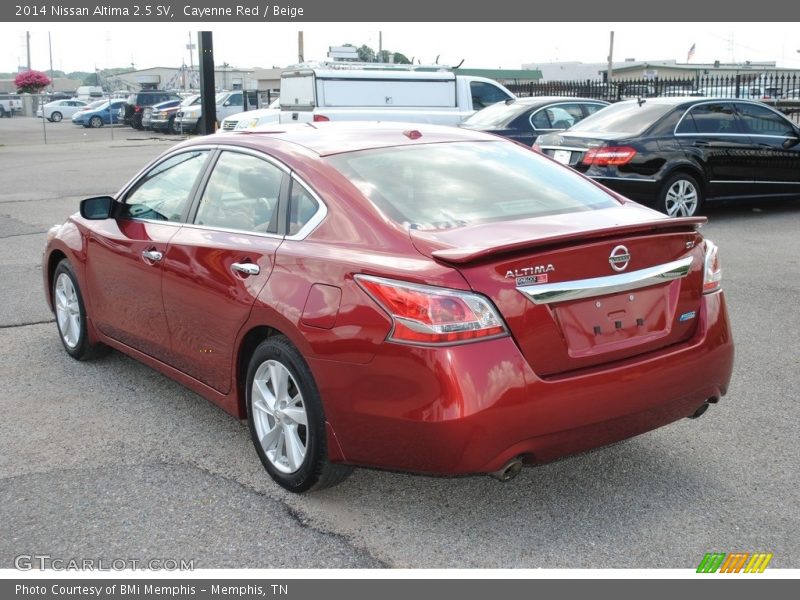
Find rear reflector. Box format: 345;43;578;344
703;239;722;294
582;146;637;166
313;114;330;122
355;275;508;345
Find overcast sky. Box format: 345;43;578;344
2;22;800;75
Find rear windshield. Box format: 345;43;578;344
325;141;618;231
462;100;524;127
569;101;674;136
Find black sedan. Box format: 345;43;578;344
460;97;609;146
534;97;800;217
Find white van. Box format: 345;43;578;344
278;64;515;125
75;86;104;102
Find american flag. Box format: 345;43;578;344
687;43;696;62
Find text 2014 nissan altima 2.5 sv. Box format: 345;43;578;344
43;122;734;492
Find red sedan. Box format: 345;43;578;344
43;122;734;492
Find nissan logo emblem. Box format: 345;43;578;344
609;245;631;272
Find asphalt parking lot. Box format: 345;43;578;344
0;117;798;570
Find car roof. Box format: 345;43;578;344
211;121;498;156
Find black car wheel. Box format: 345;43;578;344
246;335;353;493
132;114;143;130
657;173;703;218
51;111;63;122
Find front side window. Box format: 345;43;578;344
735;103;795;137
326;141;618;231
122;151;209;222
195;151;283;233
470;81;512;110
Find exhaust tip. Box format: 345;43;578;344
490;458;524;482
689;402;710;419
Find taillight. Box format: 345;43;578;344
531;142;542;152
313;114;330;122
582;146;637;166
355;275;508;345
703;240;722;294
134;104;142;113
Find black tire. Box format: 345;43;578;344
132;114;144;130
89;116;103;128
52;260;110;361
246;335;353;493
656;172;703;218
0;106;6;118
51;111;63;122
166;116;176;134
170;118;182;135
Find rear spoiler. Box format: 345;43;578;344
424;217;706;265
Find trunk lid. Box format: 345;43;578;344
411;206;707;376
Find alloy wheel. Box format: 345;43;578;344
251;359;308;474
54;273;81;349
664;179;699;217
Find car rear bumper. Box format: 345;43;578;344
311;291;734;474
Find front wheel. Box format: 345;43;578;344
657;173;703;217
52;260;109;360
89;116;103;128
51;111;63;122
246;335;353;493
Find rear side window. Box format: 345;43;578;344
677;103;740;135
531;103;587;130
735;103;795;137
326;141;618;231
288;180;320;236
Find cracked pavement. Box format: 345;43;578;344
0;118;798;570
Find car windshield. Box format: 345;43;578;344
325;141;618;231
462;101;524;127
568;101;674;136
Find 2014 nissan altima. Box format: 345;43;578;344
43;122;734;492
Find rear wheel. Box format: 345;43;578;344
657;173;702;217
89;116;103;128
51;111;63;122
246;335;353;493
52;260;109;360
0;106;6;118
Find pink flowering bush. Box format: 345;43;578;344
14;70;51;93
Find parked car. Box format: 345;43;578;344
175;90;259;133
122;90;182;130
71;99;128;128
37;99;88;122
149;96;199;134
0;94;22;118
459;97;609;146
43;122;733;493
221;97;281;132
534;97;800;217
618;83;657;100
142;99;182;131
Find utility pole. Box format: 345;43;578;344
48;32;54;91
26;31;31;70
186;31;196;89
298;31;304;63
379;31;382;62
607;31;614;83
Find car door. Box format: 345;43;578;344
674;101;755;198
734;102;800;197
160;149;286;393
85;149;212;361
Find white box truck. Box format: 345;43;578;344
278;64;515;125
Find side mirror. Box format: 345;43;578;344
783;134;800;149
223;101;231;107
80;196;115;220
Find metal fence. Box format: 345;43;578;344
506;73;800;121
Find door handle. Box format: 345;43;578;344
142;250;163;262
692;140;710;147
231;262;260;276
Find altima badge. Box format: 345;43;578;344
609;245;631;272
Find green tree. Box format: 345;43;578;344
357;45;375;62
